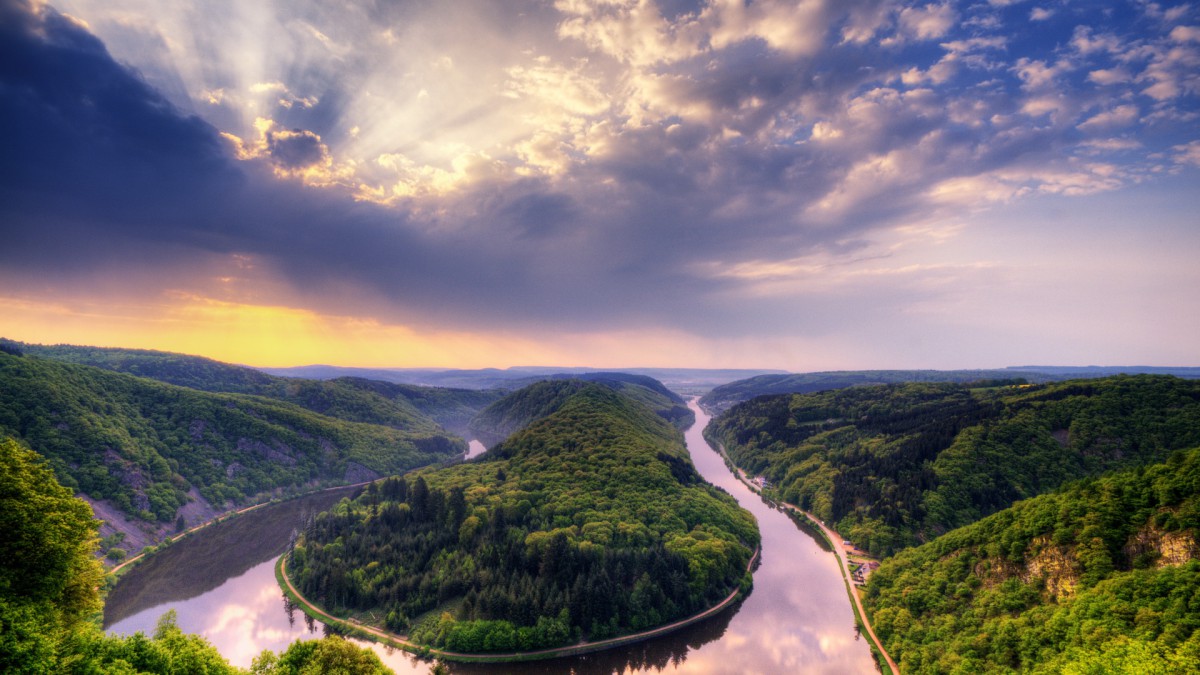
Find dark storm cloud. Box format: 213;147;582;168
0;0;239;259
266;128;329;169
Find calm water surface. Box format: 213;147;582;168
106;408;877;673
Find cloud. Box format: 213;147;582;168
2;0;1199;363
222;118;349;185
1088;67;1132;85
266;128;328;170
1071;26;1123;56
554;0;834;66
1013;57;1071;89
1078;104;1140;131
1170;25;1200;43
897;3;957;42
1175;140;1200;166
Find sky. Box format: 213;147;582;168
1;0;1198;370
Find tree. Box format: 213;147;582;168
255;636;392;675
0;437;104;672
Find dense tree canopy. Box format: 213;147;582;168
863;446;1200;673
0;435;393;674
468;377;692;448
289;384;758;653
699;370;1046;411
0;352;464;521
0;438;104;672
8;340;502;436
707;376;1200;556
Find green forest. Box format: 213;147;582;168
863;446;1200;673
287;383;758;653
698;369;1050;411
6;339;503;436
468;377;692;447
0;436;392;674
706;376;1200;556
0;350;465;522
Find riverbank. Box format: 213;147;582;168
106;480;370;579
276;547;758;664
701;430;899;675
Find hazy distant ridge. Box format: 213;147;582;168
701;366;1200;411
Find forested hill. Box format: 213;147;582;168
699;369;1051;411
0;437;394;673
506;372;686;404
700;367;1200;412
0;351;465;525
864;446;1200;673
706;376;1200;556
287;383;759;653
3;339;501;435
468;377;693;447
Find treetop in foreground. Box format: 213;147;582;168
0;436;393;674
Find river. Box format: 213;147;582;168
105;402;878;673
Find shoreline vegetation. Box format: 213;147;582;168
275;547;759;663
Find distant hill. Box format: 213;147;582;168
0;351;464;533
864;446;1200;673
326;377;504;437
4;340;499;436
699;370;1054;412
259;364;785;395
699;366;1200;411
286;383;758;653
502;371;686;405
1007;365;1200;378
468;376;693;448
706;376;1200;556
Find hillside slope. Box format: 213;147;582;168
864;446;1200;673
706;376;1200;556
0;437;393;673
0;352;464;528
469;377;692;447
700;367;1200;412
699;369;1050;412
326;377;503;437
6;340;499;437
286;384;758;653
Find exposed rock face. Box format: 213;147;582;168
969;524;1198;602
973;556;1022;589
1020;536;1078;599
343;461;381;484
1123;522;1200;568
189;419;207;441
236;437;297;466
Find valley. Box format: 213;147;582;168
4;339;1199;674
